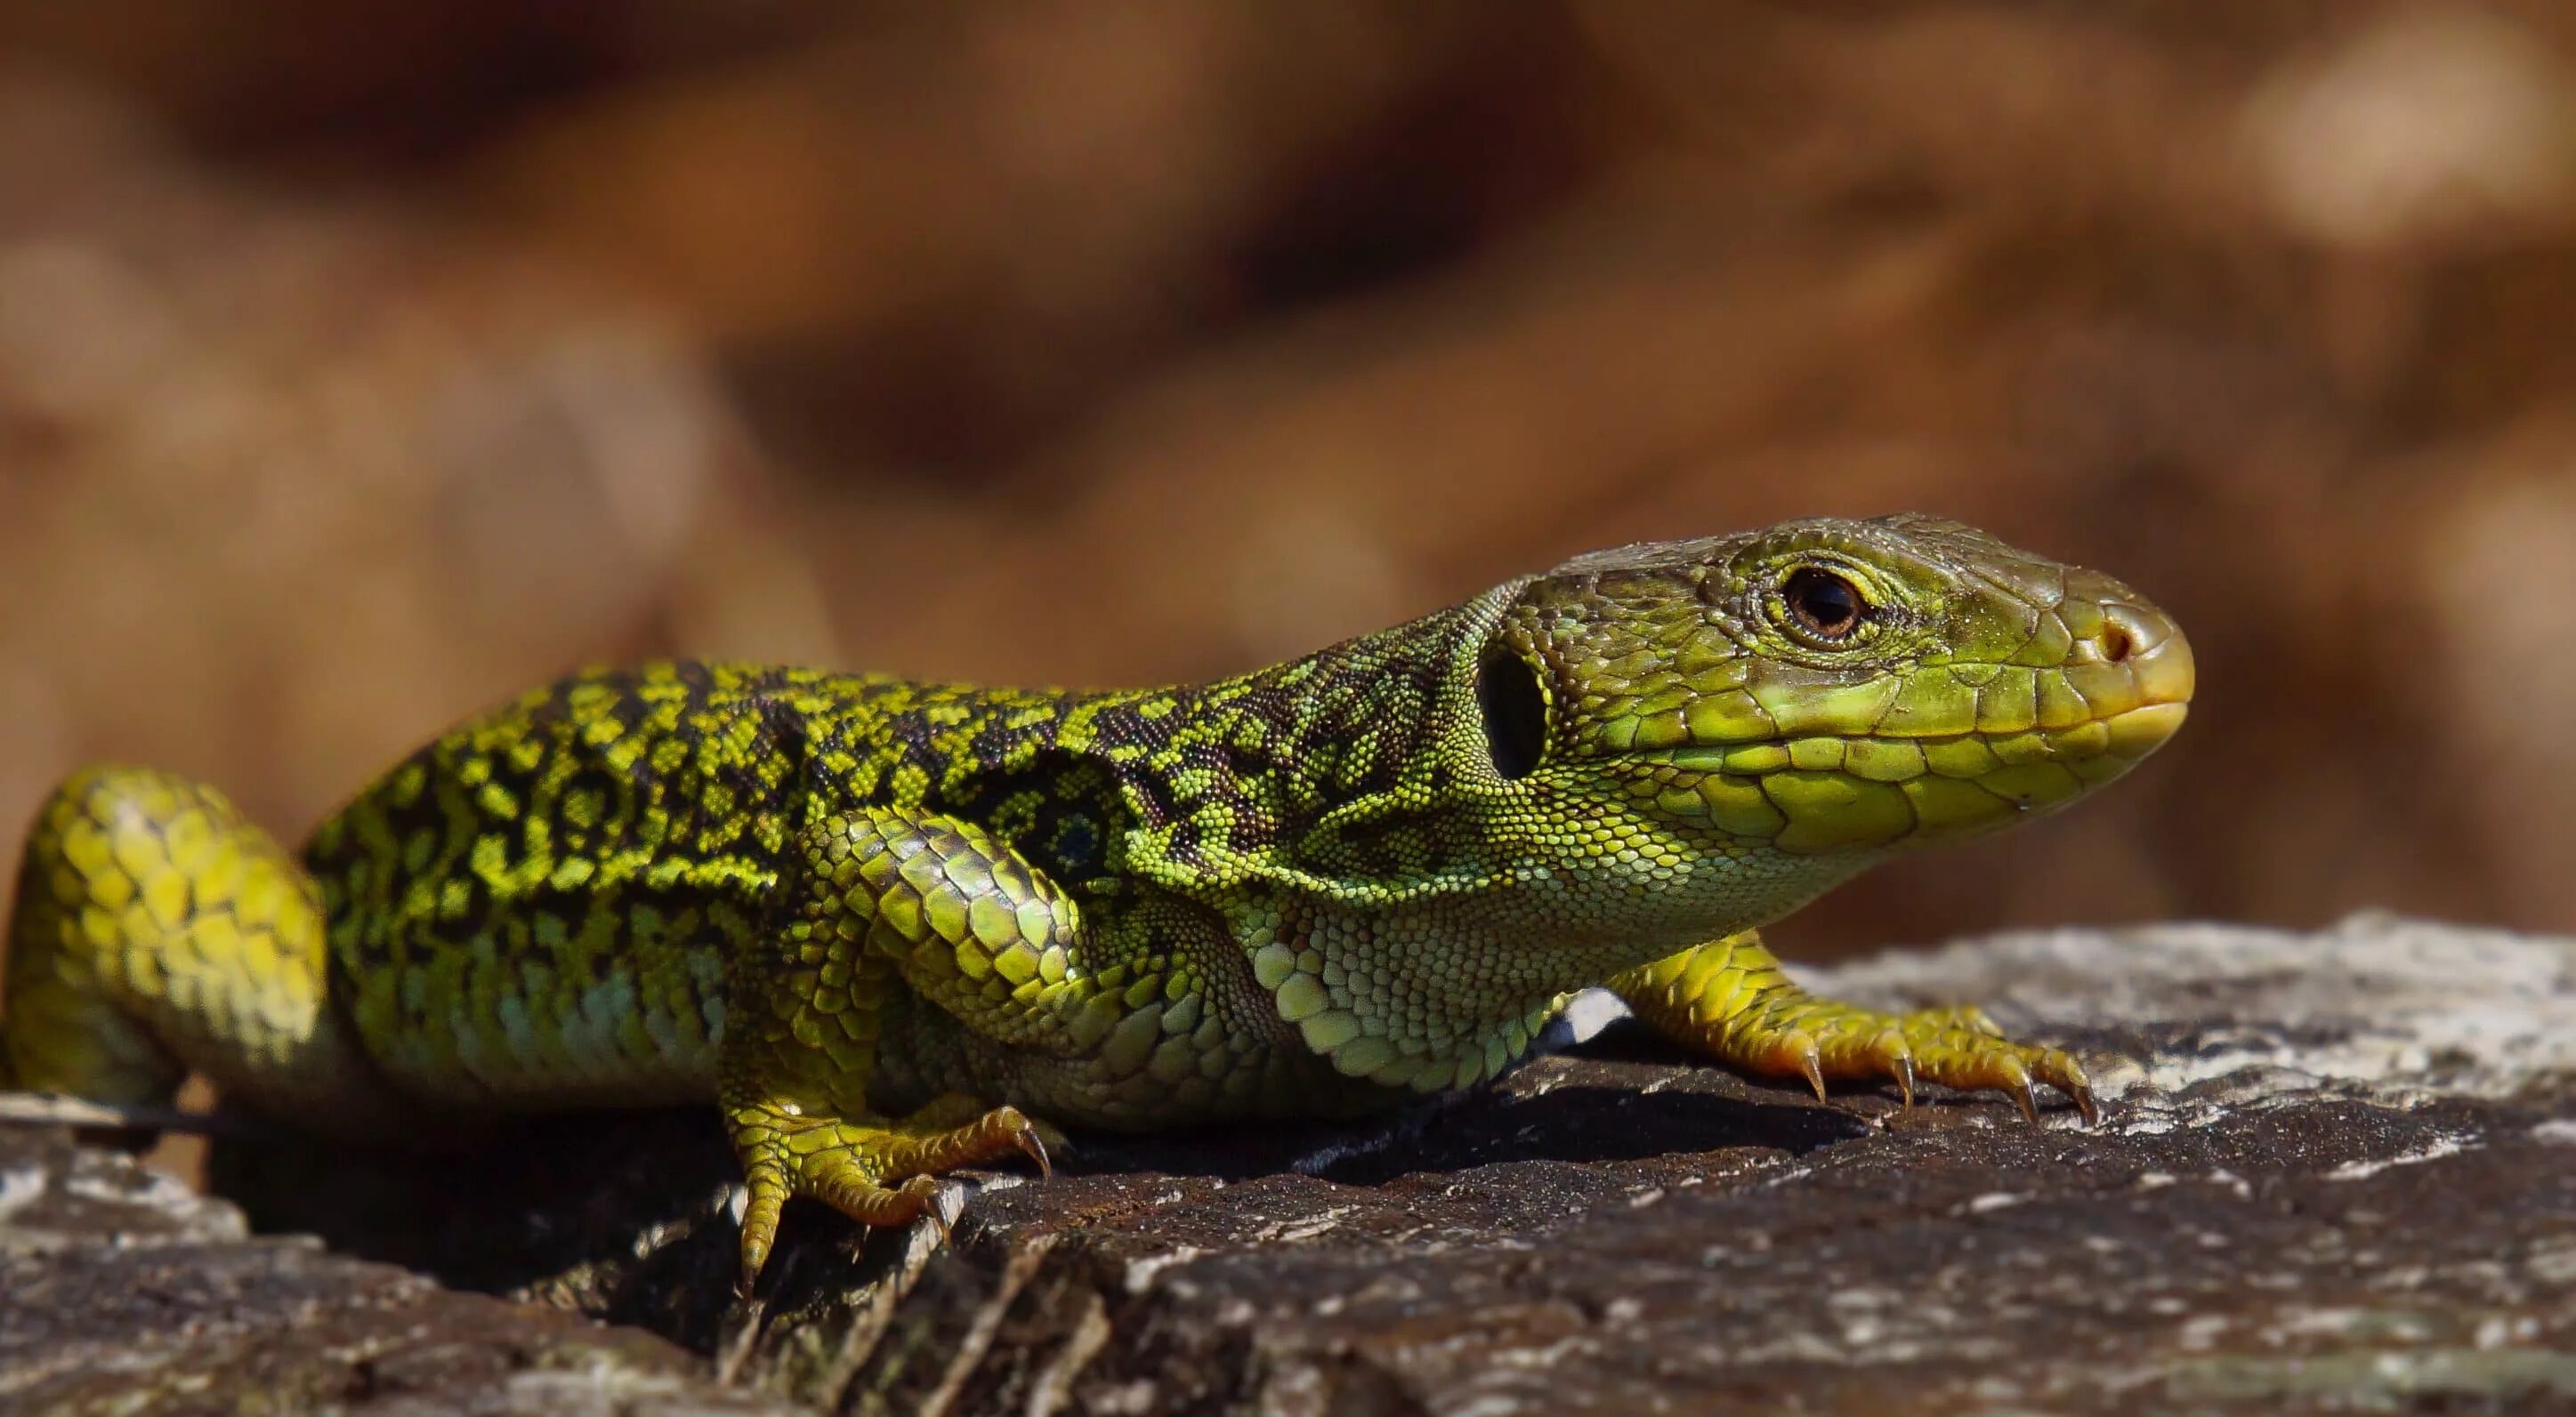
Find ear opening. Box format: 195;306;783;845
1475;643;1547;781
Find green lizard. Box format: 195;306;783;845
0;514;2191;1291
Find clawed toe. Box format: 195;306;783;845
1794;1043;1828;1103
1013;1123;1054;1179
1912;1033;2096;1127
905;1177;952;1242
2004;1070;2039;1124
1731;1006;2094;1126
1615;937;2100;1131
725;1095;1070;1291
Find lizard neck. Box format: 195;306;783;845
1079;589;1627;1094
1094;590;1513;894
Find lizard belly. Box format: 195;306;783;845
868;979;1398;1132
332;890;731;1112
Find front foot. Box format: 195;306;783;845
1716;1000;2097;1126
1611;934;2096;1126
725;1097;1050;1294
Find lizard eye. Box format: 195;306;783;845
1475;644;1547;781
1782;568;1866;643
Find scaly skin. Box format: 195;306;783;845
0;514;2192;1290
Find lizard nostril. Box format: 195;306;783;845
2095;602;2156;664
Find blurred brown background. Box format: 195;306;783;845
2;0;2572;962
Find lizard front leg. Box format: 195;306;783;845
1607;930;2096;1124
721;809;1063;1292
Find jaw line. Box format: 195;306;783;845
1618;697;2192;778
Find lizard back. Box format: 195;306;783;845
299;662;1128;1110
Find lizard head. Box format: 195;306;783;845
1452;511;2192;917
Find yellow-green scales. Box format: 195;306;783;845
0;515;2194;1288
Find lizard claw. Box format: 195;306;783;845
1888;1050;1916;1115
2003;1068;2040;1125
1014;1123;1053;1180
980;1103;1055;1179
1794;1043;1828;1104
902;1176;953;1243
2009;1044;2096;1126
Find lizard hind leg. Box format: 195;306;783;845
1;766;382;1122
1609;930;2096;1125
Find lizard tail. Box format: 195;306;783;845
1;766;380;1122
4;766;199;1106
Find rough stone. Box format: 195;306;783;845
20;914;2576;1413
0;1122;789;1413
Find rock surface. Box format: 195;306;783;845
0;1116;788;1413
15;914;2576;1414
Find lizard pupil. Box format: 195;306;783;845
1784;568;1865;640
1475;645;1547;781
